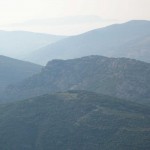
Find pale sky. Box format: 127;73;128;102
0;0;150;35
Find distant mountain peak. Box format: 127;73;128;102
126;20;150;24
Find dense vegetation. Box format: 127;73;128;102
0;91;149;150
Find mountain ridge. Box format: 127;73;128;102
27;20;150;65
2;55;150;103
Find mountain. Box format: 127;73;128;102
0;55;42;92
27;20;150;65
2;55;150;103
0;91;149;150
0;31;66;59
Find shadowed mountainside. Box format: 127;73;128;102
0;55;42;92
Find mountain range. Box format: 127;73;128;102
2;55;150;104
0;20;150;150
27;20;150;65
0;91;149;150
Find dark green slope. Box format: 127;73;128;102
0;91;149;150
0;55;42;92
3;55;150;103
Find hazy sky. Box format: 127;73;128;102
0;0;150;35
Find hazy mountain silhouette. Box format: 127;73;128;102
28;20;150;65
0;31;66;59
